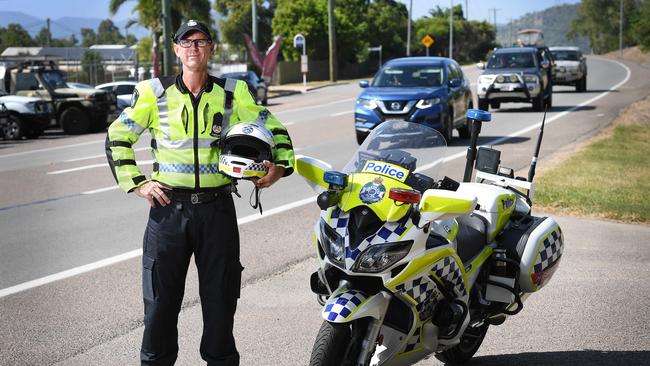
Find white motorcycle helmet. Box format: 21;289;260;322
219;121;275;179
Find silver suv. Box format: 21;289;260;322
476;47;554;112
549;47;587;92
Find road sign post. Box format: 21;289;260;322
368;45;382;70
422;34;434;56
293;34;307;88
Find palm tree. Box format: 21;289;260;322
109;0;213;77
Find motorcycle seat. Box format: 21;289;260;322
455;214;488;263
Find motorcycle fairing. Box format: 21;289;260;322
387;247;468;297
322;206;414;270
339;172;412;222
321;288;391;323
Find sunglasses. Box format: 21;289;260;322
176;38;212;48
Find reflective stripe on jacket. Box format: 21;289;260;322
105;75;294;192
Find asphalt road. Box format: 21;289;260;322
1;56;649;365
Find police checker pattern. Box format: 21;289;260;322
403;326;422;353
158;163;220;174
323;290;368;322
431;256;466;297
396;275;437;304
533;227;563;274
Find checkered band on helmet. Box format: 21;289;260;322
218;122;274;180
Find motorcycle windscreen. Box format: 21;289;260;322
337;120;448;222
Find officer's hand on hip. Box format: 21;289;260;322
135;181;171;207
254;160;285;189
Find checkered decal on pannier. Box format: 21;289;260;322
431;256;466;297
322;290;368;322
533;227;563;274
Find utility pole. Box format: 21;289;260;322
328;0;337;82
465;0;468;19
252;0;258;46
161;0;173;76
489;8;500;42
508;18;514;46
46;18;51;47
449;0;453;59
407;0;412;56
619;0;623;57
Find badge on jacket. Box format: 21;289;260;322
210;112;223;138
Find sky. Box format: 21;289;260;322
395;0;581;23
1;0;581;24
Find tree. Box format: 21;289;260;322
632;0;650;52
367;0;409;62
81;28;97;47
136;36;153;62
109;0;212;76
35;27;52;47
0;23;36;53
81;50;104;85
413;10;495;62
97;19;125;44
216;0;277;51
428;4;464;20
272;0;375;64
569;0;639;54
35;27;78;47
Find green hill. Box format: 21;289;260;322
496;3;591;53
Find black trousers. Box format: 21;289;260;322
140;194;242;366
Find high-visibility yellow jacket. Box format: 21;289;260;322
105;75;294;192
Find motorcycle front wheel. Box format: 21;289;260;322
309;319;371;366
435;323;489;365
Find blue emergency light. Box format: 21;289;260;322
466;109;492;122
323;171;348;189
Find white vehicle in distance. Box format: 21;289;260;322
96;81;138;112
549;46;587;92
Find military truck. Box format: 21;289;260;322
0;60;116;134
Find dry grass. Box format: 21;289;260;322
602;46;650;65
534;95;650;223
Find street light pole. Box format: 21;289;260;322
619;0;623;57
407;0;412;56
161;0;173;76
449;0;453;59
252;0;258;46
328;0;337;82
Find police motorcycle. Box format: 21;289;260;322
295;109;564;366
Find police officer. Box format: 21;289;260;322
105;20;294;366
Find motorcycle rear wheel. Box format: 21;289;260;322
309;319;370;366
435;323;489;365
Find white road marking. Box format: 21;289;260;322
330;110;354;117
274;97;355;115
65;147;149;163
0;58;630;298
47;160;154;175
0;139;105;159
82;186;120;194
0;195;316;298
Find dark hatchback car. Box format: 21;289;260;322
355;57;473;144
220;71;268;106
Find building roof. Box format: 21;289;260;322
1;47;136;61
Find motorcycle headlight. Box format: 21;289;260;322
319;219;345;267
523;75;539;84
415;97;441;109
357;98;378;110
352;240;413;273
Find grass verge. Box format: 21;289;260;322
534;95;650;223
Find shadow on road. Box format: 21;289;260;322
467;350;650;366
448;136;530;147
493;105;596;113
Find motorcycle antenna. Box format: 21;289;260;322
527;107;547;183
